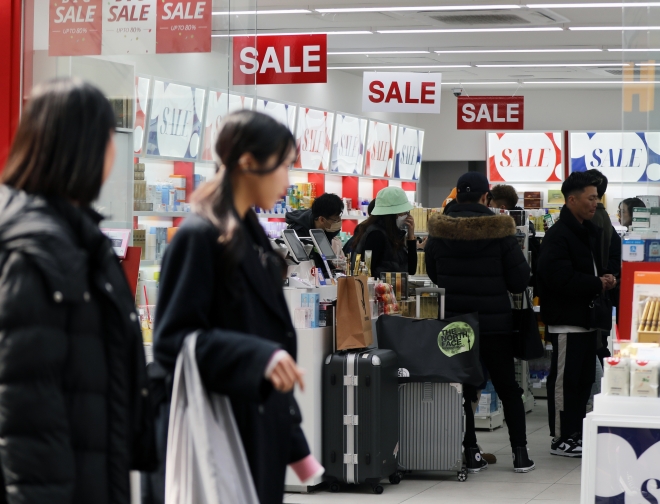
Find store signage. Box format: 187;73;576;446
256;99;297;133
362;72;442;114
365;121;397;177
570;131;660;182
134;76;150;154
232;35;328;86
487;132;563;183
146;80;205;160
48;0;211;56
457;96;524;130
294;108;334;171
596;426;660;503
395;126;424;181
201;91;253;161
331;114;368;174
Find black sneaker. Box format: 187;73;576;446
512;447;535;473
465;446;488;473
550;436;582;457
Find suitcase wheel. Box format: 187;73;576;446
329;482;341;493
372;485;384;495
457;469;468;482
389;474;402;485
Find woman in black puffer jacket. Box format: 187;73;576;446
0;79;156;504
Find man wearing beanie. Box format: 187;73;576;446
425;172;534;474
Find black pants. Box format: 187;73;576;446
463;334;527;448
547;331;597;439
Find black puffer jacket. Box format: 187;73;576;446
0;186;155;504
537;205;604;328
425;203;530;336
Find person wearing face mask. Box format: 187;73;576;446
351;187;418;278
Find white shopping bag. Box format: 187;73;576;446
165;333;259;504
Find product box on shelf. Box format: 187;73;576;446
631;272;660;342
646;239;660;262
603;358;630;396
631;360;659;397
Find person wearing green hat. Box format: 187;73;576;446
351;186;418;278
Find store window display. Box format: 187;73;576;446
0;79;155;503
154;111;322;504
351;187;418;278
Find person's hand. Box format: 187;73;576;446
405;214;415;239
604;274;617;290
417;237;428;250
543;220;549;232
270;353;305;393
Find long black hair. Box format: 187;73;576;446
192;110;295;263
352;214;406;251
2;78;116;206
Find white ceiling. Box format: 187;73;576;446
212;1;660;88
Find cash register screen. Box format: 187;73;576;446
310;229;337;261
282;229;310;262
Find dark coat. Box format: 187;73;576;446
590;203;614;270
0;187;155;504
353;221;417;278
537;205;604;328
425;203;530;336
154;211;309;504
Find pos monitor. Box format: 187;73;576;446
309;229;337;261
282;229;310;263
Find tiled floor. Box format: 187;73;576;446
284;399;582;504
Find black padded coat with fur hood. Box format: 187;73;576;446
425;203;530;336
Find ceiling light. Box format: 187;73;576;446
328;50;430;55
570;25;660;30
316;5;520;13
212;9;311;15
609;48;660;51
524;80;660;83
212;31;373;37
528;2;660;7
435;48;602;53
476;62;630;67
328;65;471;69
636;62;660;65
378;27;564;34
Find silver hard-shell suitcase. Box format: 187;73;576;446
399;288;468;482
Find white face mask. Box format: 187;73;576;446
327;220;342;233
396;215;408;230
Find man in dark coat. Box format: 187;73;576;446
0;186;156;504
425;172;533;474
537;171;617;458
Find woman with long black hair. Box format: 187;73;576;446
352;187;418;278
0;78;155;503
154;110;319;504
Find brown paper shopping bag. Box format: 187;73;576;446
336;275;373;350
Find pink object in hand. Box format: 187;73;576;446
289;455;325;483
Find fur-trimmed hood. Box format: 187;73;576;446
428;213;517;241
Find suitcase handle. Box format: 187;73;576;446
415;287;446;319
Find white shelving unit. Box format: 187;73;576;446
134;211;192;218
475;402;504;431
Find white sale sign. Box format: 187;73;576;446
102;0;157;55
362;72;442;114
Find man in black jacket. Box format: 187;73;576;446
537;172;617;458
426;172;534;474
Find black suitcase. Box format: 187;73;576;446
323;348;400;495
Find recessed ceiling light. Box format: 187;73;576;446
528;2;660;7
316;5;521;13
328;50;431;55
328;65;471;69
212;31;373;37
608;48;660;51
378;27;564;34
570;26;660;30
212;9;311;15
435;48;602;53
475;62;630;67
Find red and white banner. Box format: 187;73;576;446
49;0;211;56
362;72;442;114
294;108;334;171
365;121;397;177
488;132;563;183
458;96;524;130
233;35;327;86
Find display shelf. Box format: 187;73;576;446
291;168;397;181
255;212;368;221
134;211;192;218
475;407;504;431
532;381;548;398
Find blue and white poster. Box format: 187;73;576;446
147;80;205;160
570;131;660;183
395;126;424;181
331;114;367;174
596;426;660;503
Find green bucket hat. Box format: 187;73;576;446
372;187;414;216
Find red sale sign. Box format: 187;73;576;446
157;0;211;54
49;0;103;56
232;35;327;86
457;96;524;130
